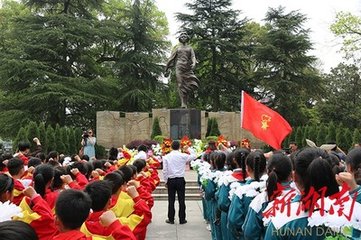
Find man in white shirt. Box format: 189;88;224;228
163;140;196;224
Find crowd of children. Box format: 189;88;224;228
192;140;361;240
2;135;361;240
0;140;160;240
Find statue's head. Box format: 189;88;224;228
178;32;190;43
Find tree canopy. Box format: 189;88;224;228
0;0;169;138
1;0;361;141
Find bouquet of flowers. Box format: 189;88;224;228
0;201;22;222
181;136;192;148
151;143;162;157
241;138;251;150
181;136;192;154
217;135;229;149
192;139;204;157
161;138;172;155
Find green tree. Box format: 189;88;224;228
353;128;361;145
308;125;318;143
151;117;162;140
316;64;361;128
61;127;69;155
295;127;304;148
46;125;56;153
316;125;327;146
206;118;213;137
95;144;106;159
336;128;351;152
288;127;296;143
67;128;77;155
0;0;115;137
98;0;170;112
13;127;29;150
55;124;66;154
74;128;83;152
303;125;310;140
331;12;361;56
335;124;344;146
254;7;322;126
209;118;221;136
0;2;31;140
176;0;250;111
343;128;353;152
325;122;337;143
282;133;290;148
26;121;40;152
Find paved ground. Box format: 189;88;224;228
147;169;211;240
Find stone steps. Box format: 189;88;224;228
153;180;202;201
153;185;200;195
152;193;202;201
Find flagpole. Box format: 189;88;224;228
240;91;245;141
240;90;244;128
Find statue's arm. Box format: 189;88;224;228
190;47;196;69
166;48;177;71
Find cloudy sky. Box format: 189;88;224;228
155;0;361;72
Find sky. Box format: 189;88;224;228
155;0;361;72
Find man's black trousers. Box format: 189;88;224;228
167;177;186;222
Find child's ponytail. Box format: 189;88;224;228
33;164;54;198
303;157;339;208
34;174;46;197
266;154;292;201
246;151;266;182
233;149;250;182
266;170;278;201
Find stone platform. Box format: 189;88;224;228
96;109;262;149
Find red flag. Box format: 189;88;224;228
241;91;292;150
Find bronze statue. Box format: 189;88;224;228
165;32;200;108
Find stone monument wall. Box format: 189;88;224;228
97;109;264;149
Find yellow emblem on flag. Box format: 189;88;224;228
261;114;271;130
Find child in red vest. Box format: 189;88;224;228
54;189;135;240
81;180;136;240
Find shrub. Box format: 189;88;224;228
13;127;29;151
353;128;361;145
154;135;166;144
206;118;212;137
209;118;221;136
55;124;66;154
151;117;162;139
26;121;40;152
206;136;218;142
38;122;47;153
95;144;106;159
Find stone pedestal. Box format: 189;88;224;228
170;109;201;140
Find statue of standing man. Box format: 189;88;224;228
165;32;200;108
